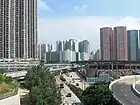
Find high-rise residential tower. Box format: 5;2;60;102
100;27;113;60
127;30;138;61
67;39;79;52
113;26;128;61
79;40;90;53
56;40;64;51
79;40;90;60
38;44;47;60
0;0;37;59
56;39;79;52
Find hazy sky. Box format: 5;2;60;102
38;0;140;50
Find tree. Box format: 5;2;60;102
25;65;61;105
81;82;112;105
5;76;13;84
68;84;83;99
0;73;4;83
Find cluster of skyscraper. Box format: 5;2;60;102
40;39;90;63
38;44;52;60
100;26;139;61
0;0;37;60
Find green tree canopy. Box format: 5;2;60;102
25;64;61;105
0;73;4;83
81;82;112;105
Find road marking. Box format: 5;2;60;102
132;101;135;103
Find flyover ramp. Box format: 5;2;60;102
110;75;140;105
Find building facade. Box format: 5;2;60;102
56;40;64;51
113;26;128;61
79;40;90;53
45;51;57;63
127;30;138;61
94;49;101;60
0;0;37;59
100;27;112;60
56;39;79;52
38;44;47;60
79;40;90;60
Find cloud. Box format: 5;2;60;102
74;4;88;10
73;4;88;14
38;0;54;13
38;16;140;50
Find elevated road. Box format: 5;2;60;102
5;66;77;78
0;62;73;69
111;76;140;105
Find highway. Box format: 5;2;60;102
112;77;140;105
55;76;81;105
5;64;79;78
62;72;89;90
135;83;140;94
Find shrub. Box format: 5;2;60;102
0;73;4;84
5;77;13;84
0;82;10;94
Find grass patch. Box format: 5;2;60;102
0;73;18;97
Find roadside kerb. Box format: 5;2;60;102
131;80;140;98
109;75;140;105
109;77;124;105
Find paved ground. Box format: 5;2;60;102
63;72;89;90
19;85;30;105
112;77;140;105
135;83;140;93
55;76;81;105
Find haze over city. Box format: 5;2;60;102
1;0;140;105
38;0;140;50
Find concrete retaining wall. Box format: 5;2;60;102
131;81;140;99
0;93;20;105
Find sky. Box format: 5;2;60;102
38;0;140;50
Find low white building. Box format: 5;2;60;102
44;51;57;62
59;50;76;62
80;52;89;61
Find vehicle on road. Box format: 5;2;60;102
60;83;64;88
66;93;71;97
76;83;79;86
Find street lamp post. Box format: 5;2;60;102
116;63;118;79
111;62;113;71
135;66;136;85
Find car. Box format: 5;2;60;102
79;80;82;82
66;93;71;97
76;83;79;86
60;83;64;88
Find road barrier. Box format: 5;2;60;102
109;75;140;105
131;81;140;99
